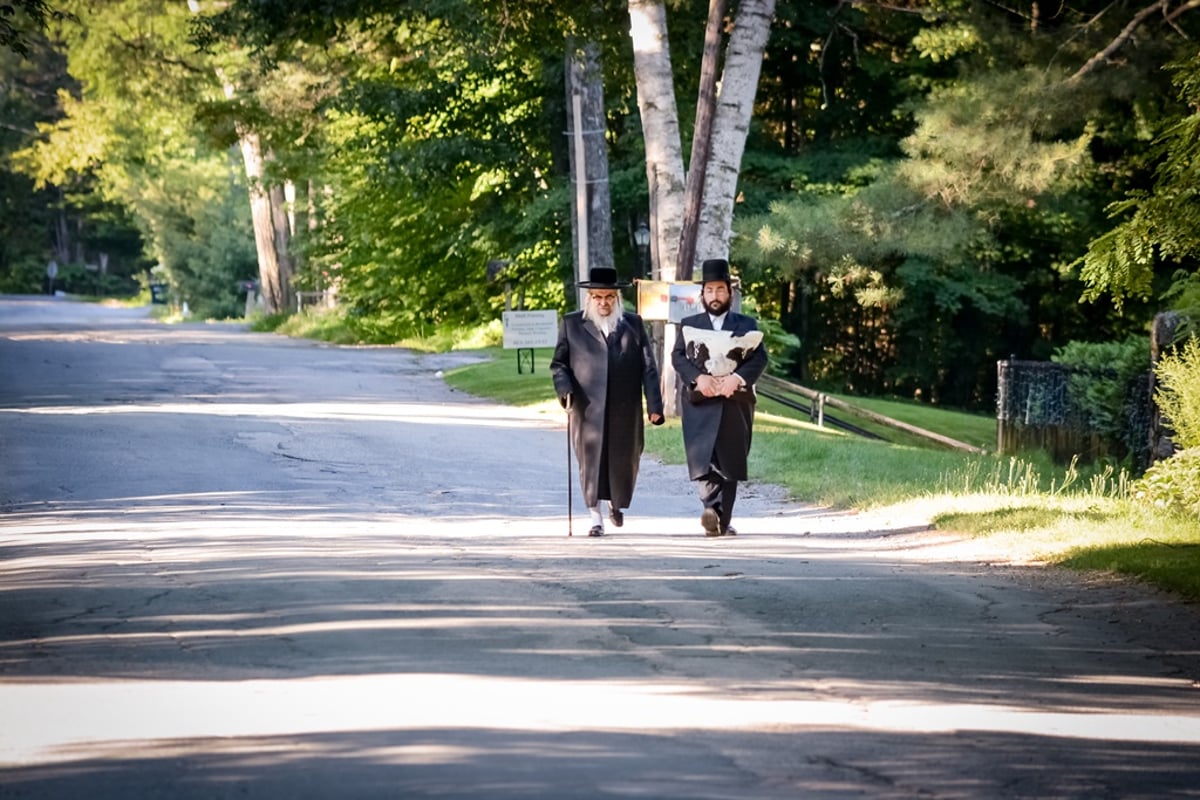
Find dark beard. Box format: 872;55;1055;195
705;297;731;316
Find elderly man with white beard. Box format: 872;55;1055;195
551;266;665;537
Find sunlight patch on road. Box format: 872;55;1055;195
3;673;1199;767
2;402;559;429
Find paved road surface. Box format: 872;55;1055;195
1;294;1198;798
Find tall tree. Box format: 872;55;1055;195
15;0;258;316
191;0;638;338
628;0;686;284
690;0;774;271
676;0;725;280
628;0;776;413
628;0;776;278
189;0;299;314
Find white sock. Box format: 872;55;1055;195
589;506;603;527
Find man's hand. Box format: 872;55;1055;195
695;374;722;397
648;412;664;426
716;373;744;398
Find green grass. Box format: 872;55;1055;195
826;393;997;451
443;346;557;406
440;347;1200;603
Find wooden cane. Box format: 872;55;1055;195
566;402;573;537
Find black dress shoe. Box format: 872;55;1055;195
609;507;624;527
701;508;721;536
721;525;737;536
588;525;605;537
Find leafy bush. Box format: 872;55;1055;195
0;257;48;293
1133;337;1200;515
1154;335;1200;449
1051;336;1149;439
1134;447;1200;517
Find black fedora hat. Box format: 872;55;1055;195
695;258;733;285
577;266;630;289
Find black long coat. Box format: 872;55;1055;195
670;311;768;481
550;310;664;509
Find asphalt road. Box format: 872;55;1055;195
1;294;1198;799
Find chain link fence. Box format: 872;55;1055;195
996;359;1154;473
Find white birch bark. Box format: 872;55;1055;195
629;0;689;414
694;0;776;262
628;0;686;283
628;0;774;414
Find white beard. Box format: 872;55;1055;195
583;302;619;337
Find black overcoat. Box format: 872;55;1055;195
670;311;768;481
550;311;664;508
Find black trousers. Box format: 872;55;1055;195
698;452;738;529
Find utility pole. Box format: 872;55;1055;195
566;40;614;310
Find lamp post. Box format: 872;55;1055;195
633;220;650;280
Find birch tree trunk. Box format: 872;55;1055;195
693;0;776;262
628;0;775;413
628;0;686;284
629;0;688;414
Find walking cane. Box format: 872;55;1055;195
565;396;573;537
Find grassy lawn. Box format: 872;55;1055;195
443;348;1200;604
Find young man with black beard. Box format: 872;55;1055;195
671;259;768;537
551;267;665;537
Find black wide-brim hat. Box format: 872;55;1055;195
577;266;630;289
695;258;733;285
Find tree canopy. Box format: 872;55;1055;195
4;0;1199;408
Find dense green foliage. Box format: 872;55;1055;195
0;0;64;57
5;1;1200;412
737;5;1190;407
1152;335;1200;449
1134;335;1200;516
4;2;257;313
0;29;148;294
1136;447;1200;518
1076;56;1200;313
1051;336;1150;441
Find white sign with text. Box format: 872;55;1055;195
502;310;559;349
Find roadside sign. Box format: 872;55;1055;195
502;310;559;349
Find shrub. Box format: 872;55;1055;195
1051;336;1149;439
1133;336;1200;516
1154;335;1200;449
1134;447;1200;517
